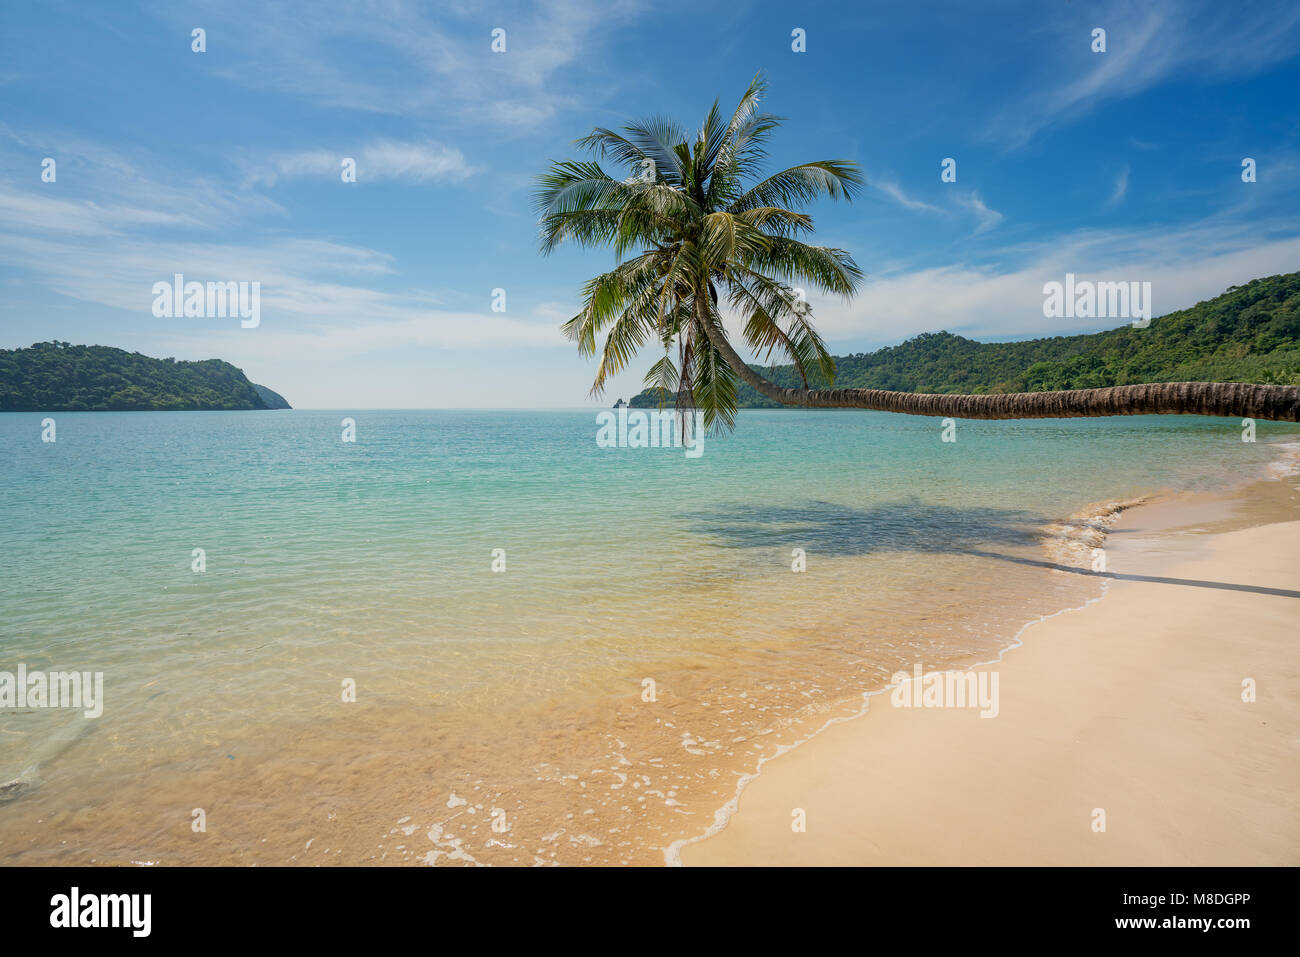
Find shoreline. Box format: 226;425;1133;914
666;582;1114;866
677;460;1300;866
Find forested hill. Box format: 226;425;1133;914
252;383;292;410
631;272;1300;408
0;342;291;411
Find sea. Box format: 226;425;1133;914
2;409;1297;864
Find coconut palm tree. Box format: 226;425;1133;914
535;74;1300;426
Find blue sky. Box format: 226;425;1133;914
1;0;1298;408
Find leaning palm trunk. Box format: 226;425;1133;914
696;300;1300;421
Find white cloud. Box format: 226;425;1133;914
952;190;1004;235
871;179;942;213
247;140;475;187
789;219;1300;348
0;228;563;357
869;176;1004;235
0;122;285;234
146;0;645;128
988;0;1300;147
0;189;192;236
1106;166;1129;208
0;123;556;362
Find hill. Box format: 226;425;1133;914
252;383;292;410
0;342;291;412
631;272;1300;408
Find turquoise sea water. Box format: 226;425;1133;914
1;410;1296;864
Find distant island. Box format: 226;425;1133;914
631;272;1300;408
0;342;291;412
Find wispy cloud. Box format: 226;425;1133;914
871;179;942;213
145;0;645;128
0;130;283;236
244;140;476;187
0;127;552;357
0;227;565;355
952;190;1004;235
1106;166;1129;208
987;0;1300;148
869;175;1004;235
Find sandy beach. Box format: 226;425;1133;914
680;477;1300;866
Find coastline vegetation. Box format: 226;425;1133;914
0;342;289;412
630;272;1300;408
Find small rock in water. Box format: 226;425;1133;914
0;780;30;803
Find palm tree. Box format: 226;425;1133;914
535;75;1300;426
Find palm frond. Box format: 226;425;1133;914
744;238;864;297
730;161;864;213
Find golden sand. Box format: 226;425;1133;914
681;479;1300;865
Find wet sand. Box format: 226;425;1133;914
680;478;1300;866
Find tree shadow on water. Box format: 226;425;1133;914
681;499;1047;557
681;499;1300;599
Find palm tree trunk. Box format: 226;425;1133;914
695;302;1300;422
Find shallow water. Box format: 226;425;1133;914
1;410;1296;864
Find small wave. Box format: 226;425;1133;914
1039;496;1147;568
1264;440;1300;479
0;778;33;804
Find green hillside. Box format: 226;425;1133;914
252;383;292;410
631;272;1300;408
0;342;290;412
